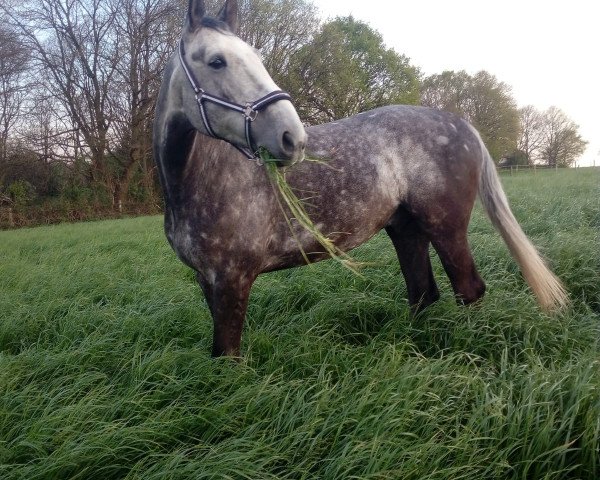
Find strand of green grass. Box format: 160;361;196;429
261;150;361;273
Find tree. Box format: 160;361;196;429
109;0;183;207
0;19;29;172
236;0;319;84
287;16;420;124
421;70;520;161
469;71;520;160
5;0;184;208
540;106;587;167
515;105;587;167
518;105;545;165
8;0;122;203
421;70;472;116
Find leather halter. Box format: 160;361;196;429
178;39;292;160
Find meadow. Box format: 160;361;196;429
1;168;599;479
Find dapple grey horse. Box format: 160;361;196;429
154;0;567;357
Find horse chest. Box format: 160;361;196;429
167;190;275;271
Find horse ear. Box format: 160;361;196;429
187;0;206;31
217;0;239;34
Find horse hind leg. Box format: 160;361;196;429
429;227;486;306
385;210;440;312
412;168;486;307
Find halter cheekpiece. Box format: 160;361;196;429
178;39;292;160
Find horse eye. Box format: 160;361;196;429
208;56;226;70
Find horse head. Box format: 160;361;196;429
178;0;306;165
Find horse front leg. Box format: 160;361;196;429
196;271;256;357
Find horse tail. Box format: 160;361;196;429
475;132;568;313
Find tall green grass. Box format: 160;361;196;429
1;168;598;479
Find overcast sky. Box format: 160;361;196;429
312;0;598;166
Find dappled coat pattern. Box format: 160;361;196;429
154;0;568;357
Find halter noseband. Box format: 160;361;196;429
178;39;292;160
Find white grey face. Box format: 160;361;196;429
179;27;306;165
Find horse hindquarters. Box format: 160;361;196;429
390;166;486;308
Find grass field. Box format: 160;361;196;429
1;168;599;479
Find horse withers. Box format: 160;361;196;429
153;0;568;357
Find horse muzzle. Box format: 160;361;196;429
273;129;306;166
254;104;307;167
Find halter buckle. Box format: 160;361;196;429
243;104;258;122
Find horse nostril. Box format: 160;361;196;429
278;130;306;163
282;131;295;154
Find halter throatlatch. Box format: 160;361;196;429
178;39;292;160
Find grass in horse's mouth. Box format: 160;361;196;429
259;148;360;273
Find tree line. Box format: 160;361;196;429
0;0;588;227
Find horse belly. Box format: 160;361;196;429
283;159;401;253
